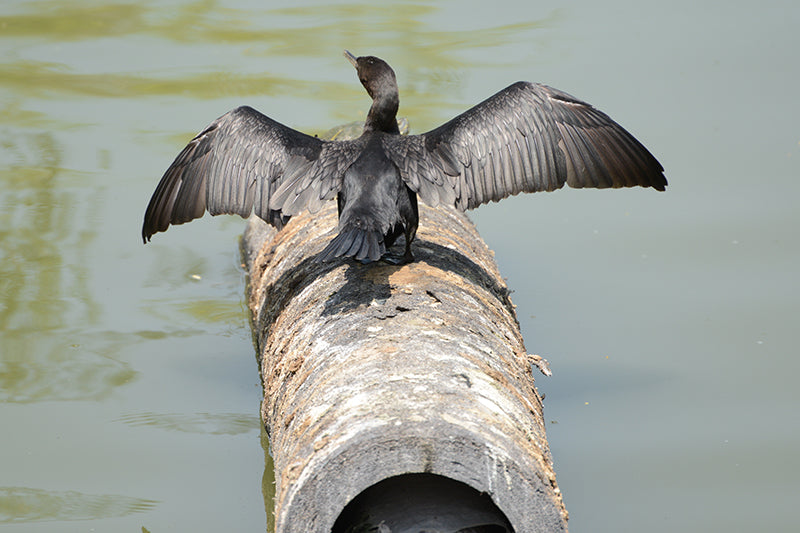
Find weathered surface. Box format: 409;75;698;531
242;200;568;533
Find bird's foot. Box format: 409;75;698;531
380;250;414;266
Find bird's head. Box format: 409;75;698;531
344;50;398;100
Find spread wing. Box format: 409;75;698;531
142;106;361;242
383;82;666;211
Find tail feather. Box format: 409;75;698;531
344;230;365;258
318;228;386;263
365;233;381;262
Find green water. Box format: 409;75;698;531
1;1;798;531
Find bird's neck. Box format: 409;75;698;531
363;92;400;134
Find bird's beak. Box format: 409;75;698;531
343;49;358;68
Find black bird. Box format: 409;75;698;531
142;50;666;264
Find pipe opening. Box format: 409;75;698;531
332;473;513;533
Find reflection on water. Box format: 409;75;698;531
116;411;259;435
0;1;556;59
141;296;248;337
0;2;147;41
0;332;136;402
0;127;138;402
0;102;60;130
0;1;558;108
0;59;325;100
0;134;66;320
0;487;157;524
173;299;248;325
261;424;276;533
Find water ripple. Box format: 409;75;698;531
0;487;157;524
115;411;260;435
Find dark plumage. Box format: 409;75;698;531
142;50;666;263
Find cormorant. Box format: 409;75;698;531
142;50;666;264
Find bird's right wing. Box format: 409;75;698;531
142;106;361;242
384;82;666;211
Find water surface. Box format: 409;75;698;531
1;1;798;531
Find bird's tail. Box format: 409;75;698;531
317;227;386;263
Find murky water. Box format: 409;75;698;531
1;1;798;531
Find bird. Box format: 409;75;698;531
142;50;666;264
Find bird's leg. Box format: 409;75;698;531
400;235;414;264
380;250;413;265
382;244;414;265
380;224;415;265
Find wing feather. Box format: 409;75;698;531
383;81;666;211
269;139;364;216
142;106;359;242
